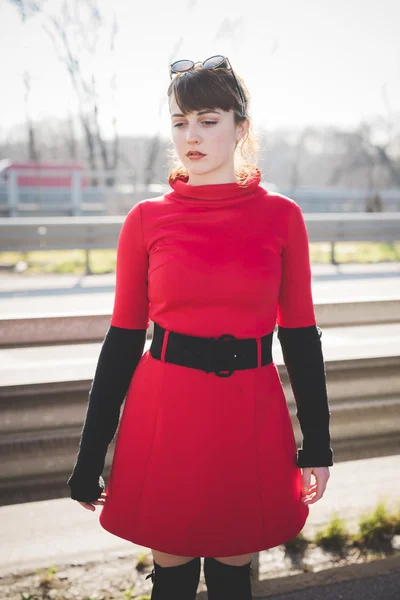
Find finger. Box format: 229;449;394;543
301;483;317;496
305;493;323;505
303;486;325;504
79;502;95;511
302;468;312;494
302;489;318;503
308;483;318;493
301;481;322;500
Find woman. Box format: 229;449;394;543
68;55;333;600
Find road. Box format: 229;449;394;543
0;262;399;317
258;565;400;600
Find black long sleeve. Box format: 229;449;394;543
277;324;333;468
67;325;147;502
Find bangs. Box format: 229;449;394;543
168;68;241;115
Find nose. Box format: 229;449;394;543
186;123;201;144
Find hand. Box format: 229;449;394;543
76;491;107;511
300;466;330;505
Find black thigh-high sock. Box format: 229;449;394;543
145;557;201;600
204;557;253;600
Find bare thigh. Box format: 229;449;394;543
151;550;254;567
213;553;254;566
151;549;197;567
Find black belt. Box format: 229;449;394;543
149;322;274;377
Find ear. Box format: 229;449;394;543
235;118;250;143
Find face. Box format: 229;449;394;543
169;92;249;183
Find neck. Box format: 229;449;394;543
187;166;237;187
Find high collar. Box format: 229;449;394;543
167;168;262;206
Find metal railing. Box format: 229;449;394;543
0;168;168;217
1;213;399;268
1;168;400;216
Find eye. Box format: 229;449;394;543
202;120;217;126
173;122;186;128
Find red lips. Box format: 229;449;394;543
186;151;206;157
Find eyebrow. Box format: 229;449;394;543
171;109;221;118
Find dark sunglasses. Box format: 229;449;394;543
169;54;246;114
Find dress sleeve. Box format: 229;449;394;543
276;200;333;468
67;327;147;502
110;201;150;330
277;201;316;328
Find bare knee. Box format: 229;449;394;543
212;553;254;566
151;549;197;567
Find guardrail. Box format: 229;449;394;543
0;167;168;217
1;213;400;268
0;171;400;217
281;186;400;213
2;167;400;217
1;297;400;348
1;351;399;507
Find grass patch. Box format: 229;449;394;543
309;241;400;263
354;499;400;552
0;249;117;275
283;531;310;555
135;551;152;574
0;241;399;275
314;513;352;553
285;499;400;558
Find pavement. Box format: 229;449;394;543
0;261;399;317
0;321;399;386
1;262;400;386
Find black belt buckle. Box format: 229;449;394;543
205;333;237;377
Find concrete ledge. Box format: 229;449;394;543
0;354;399;504
1;297;399;348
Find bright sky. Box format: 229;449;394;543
0;0;399;140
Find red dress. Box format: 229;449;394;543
99;168;315;557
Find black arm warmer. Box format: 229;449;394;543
277;324;333;468
67;325;147;502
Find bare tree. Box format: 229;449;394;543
7;0;42;22
7;2;43;160
43;1;120;184
288;127;322;190
23;70;40;161
9;0;120;184
65;112;78;159
328;84;400;190
143;35;185;191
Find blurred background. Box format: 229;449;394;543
0;0;400;227
0;0;400;595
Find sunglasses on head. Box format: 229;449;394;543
169;54;246;115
